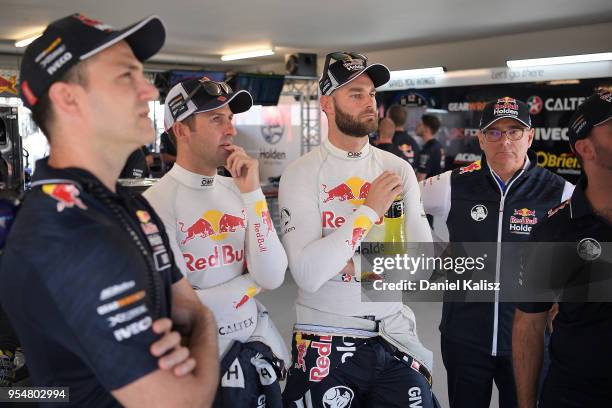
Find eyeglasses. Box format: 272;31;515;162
483;128;527;142
180;77;232;111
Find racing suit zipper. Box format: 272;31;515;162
490;169;524;356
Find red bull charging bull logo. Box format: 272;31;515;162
346;215;373;251
459;160;481;174
255;200;274;235
41;184;87;212
294;332;311;372
321;177;370;205
234;285;260;309
178;209;246;245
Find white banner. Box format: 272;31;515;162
378;61;612;91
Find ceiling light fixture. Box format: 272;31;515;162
390;67;446;77
221;48;274;61
15;34;41;48
507;52;612;68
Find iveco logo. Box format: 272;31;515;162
347;151;362;158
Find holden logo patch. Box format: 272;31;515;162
471;205;488;221
577;238;601;261
322;385;354;408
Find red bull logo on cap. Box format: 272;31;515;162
459;160;482;174
321;177;371;206
41;184;87;212
346;215;373;251
178;209;246;246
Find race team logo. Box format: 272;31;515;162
260;106;284;145
510;208;538;235
494;97;519;116
294;332;311;372
234;285;260;309
346;215;373;251
322;385;354;408
471;204;488;222
577;238;602;261
255;200;274;235
178;209;246;245
322;177;371;205
136;210;151;224
42;184;87;212
399;144;415;160
527;95;543;115
0;75;18;95
459;160;482;174
547;200;569;218
73;13;114;31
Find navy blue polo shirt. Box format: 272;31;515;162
0;158;183;407
518;177;612;391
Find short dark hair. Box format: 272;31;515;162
421;114;441;134
168;115;196;147
29;61;89;140
387;104;406;127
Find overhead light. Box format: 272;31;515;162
390;67;446;77
547;79;581;86
15;34;41;48
221;48;274;61
507;52;612;68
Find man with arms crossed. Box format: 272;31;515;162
0;14;218;407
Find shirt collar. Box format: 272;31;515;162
31;157;115;194
323;138;371;160
168;163;216;189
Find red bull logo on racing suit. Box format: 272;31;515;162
178;209;246;272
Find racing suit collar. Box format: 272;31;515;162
168;163;216;189
323;138;371;160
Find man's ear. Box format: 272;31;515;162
47;82;84;118
320;95;333;115
172;121;189;145
574;138;594;161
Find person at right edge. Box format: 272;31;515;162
513;91;612;408
420;97;574;408
279;51;438;408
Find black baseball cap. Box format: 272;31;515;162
319;51;390;96
19;13;165;109
479;97;532;130
567;91;612;149
164;77;253;130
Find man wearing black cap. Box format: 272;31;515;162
420;97;574;408
280;52;437;407
513;91;612;408
144;77;289;407
0;14;219;407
